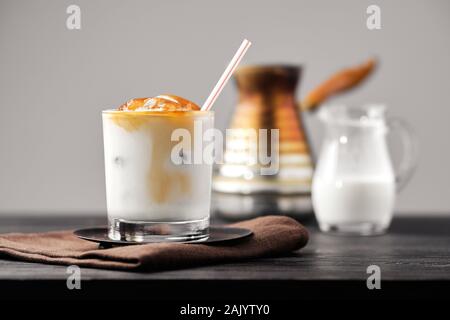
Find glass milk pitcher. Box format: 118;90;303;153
312;105;418;235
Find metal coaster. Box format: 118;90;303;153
74;226;253;248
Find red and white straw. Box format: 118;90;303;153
201;39;252;111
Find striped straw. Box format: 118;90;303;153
201;39;252;111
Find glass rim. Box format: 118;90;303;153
102;109;214;117
319;104;387;128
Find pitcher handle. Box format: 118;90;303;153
387;117;419;192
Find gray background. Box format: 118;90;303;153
0;0;449;215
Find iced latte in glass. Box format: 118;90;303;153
102;95;214;242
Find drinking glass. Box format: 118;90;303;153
102;110;214;242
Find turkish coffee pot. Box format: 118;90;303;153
212;59;375;220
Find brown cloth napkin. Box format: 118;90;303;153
0;215;308;271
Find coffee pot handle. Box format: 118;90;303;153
387;117;419;192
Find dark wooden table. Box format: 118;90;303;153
0;215;449;301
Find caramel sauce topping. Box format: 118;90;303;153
118;94;200;112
